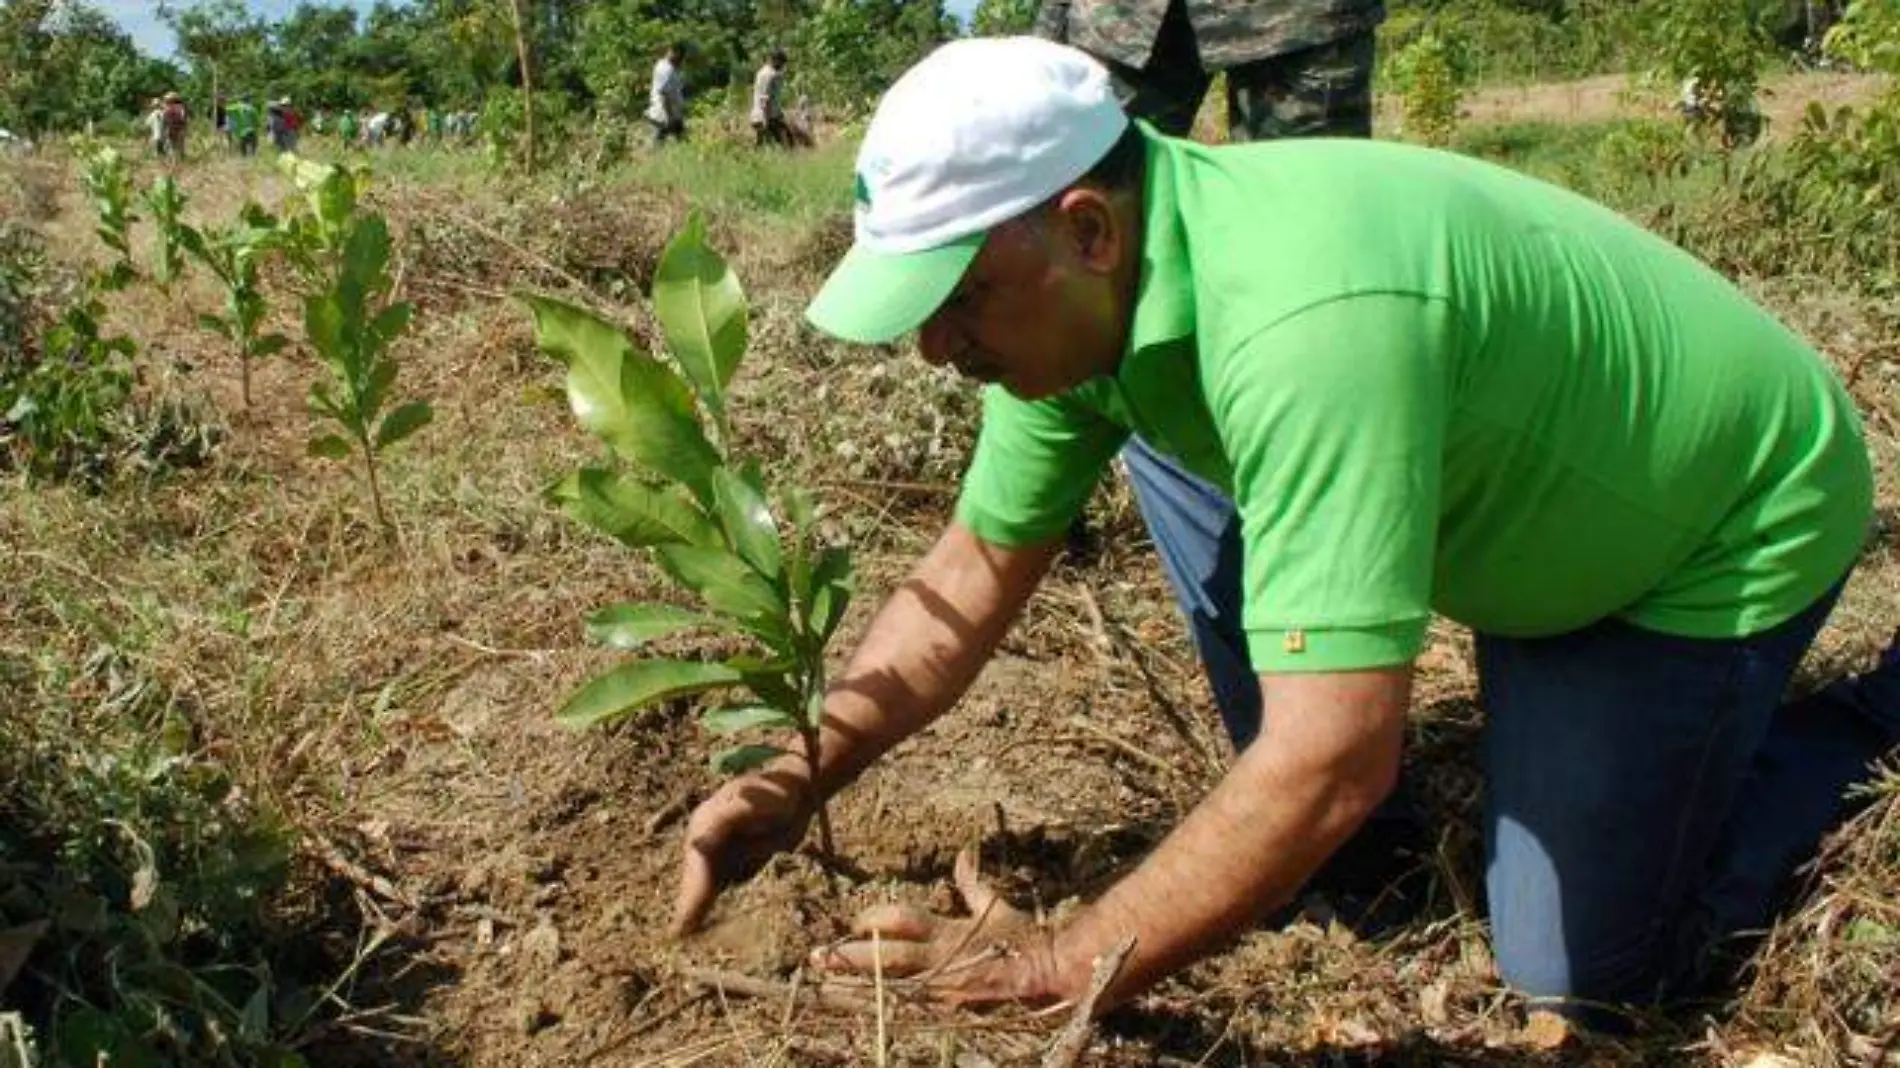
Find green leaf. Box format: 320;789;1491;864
584;603;712;650
557;658;743;729
728;657;801;710
656;544;787;634
240;983;270;1041
304;293;347;373
342;214;392;299
372;301;414;345
252;333;290;358
652;212;749;423
808;544;855;643
308;434;353;460
701;705;801;735
783;486;817;605
710;744;787;775
360;359;399;422
548;467;718;548
375;400;433;449
713;465;782;579
518;293;722;503
197;312;229;334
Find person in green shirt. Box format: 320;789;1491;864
670;37;1897;1023
226;98;258;157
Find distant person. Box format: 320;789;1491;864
160;92;189;159
751;49;794;148
647;41;688;145
270;99;302;152
339;109;359;146
145;98;167;156
227;98;258;157
366;110;390;147
426;107;444;143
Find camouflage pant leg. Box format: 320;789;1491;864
1096;0;1213;138
1225;30;1376;141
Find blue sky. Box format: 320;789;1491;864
103;0;983;58
100;0;375;57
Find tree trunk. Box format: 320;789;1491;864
506;0;535;173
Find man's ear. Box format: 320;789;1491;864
1052;187;1123;275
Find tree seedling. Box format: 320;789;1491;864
181;203;289;411
142;175;190;292
277;156;431;533
520;213;854;859
78;144;137;292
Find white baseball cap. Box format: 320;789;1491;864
805;37;1129;344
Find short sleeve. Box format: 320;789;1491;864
1209;294;1455;673
955;384;1129;548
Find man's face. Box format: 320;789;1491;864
916;192;1132;401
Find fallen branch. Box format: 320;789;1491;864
684;967;876;1012
1041;936;1136;1068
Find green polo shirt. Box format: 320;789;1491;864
227;101;257;138
955;126;1872;673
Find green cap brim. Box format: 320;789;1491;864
804;232;984;344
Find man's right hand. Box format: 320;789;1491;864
672;760;817;936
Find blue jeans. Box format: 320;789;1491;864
1122;437;1899;1014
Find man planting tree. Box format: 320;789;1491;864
671;37;1900;1023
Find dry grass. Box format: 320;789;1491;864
1;130;1897;1067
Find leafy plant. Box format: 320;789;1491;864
182;203;289;411
276;155;432;532
142;175;190;292
274;155;363;285
1646;0;1768;157
520;214;854;857
0;651;306;1068
1387;30;1465;147
78;144;136;291
0;222;45;361
0;291;136;486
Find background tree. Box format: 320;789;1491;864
969;0;1038;36
160;0;275;124
0;1;180;135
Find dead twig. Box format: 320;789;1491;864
309;833;419;911
1064;716;1181;781
684;967;877;1012
1040;935;1137;1068
585;990;705;1064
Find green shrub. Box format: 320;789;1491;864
0;653;304;1068
0;287;137;487
1388;31;1467;146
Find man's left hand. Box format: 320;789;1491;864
811;849;1077;1009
